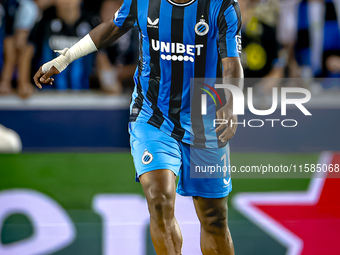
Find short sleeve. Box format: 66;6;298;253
217;0;242;59
113;0;137;30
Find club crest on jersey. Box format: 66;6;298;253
147;17;159;28
142;150;153;165
195;19;209;36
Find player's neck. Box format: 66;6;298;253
57;9;81;26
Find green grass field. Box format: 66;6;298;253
0;153;317;209
0;152;319;254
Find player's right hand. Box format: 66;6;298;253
33;66;59;89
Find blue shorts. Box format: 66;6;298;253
129;122;232;198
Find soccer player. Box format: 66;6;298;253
33;0;243;254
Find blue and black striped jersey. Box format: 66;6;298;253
114;0;242;148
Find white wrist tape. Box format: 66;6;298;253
42;34;98;73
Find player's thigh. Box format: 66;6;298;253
129;121;182;181
139;169;177;212
176;143;232;198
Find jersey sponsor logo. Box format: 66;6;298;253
151;39;203;62
131;107;139;115
236;35;242;53
142;150;153;165
195;19;209;36
147;17;159;28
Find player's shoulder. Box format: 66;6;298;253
209;0;236;19
210;0;236;6
210;0;237;13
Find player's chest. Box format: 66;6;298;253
136;0;214;43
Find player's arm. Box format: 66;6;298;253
215;0;243;143
215;57;243;142
33;0;137;89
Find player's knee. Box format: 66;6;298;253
147;189;175;221
200;208;228;235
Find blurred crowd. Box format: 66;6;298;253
0;0;339;99
240;0;340;94
0;0;138;98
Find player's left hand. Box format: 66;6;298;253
215;104;238;143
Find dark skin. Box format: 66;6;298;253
193;196;234;255
216;57;243;143
33;1;243;253
139;170;182;255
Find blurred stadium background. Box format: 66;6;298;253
1;0;340;254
